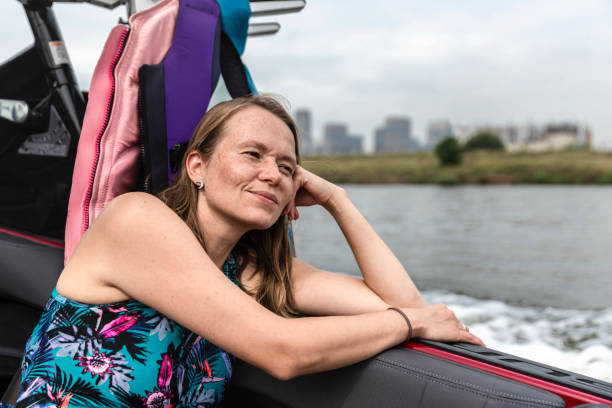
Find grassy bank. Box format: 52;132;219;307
301;150;612;185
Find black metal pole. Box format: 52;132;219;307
22;1;86;137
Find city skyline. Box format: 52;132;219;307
295;106;592;155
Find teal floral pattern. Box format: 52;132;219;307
14;254;240;408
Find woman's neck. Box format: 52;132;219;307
203;234;239;269
196;201;247;269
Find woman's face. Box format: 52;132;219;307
199;106;297;231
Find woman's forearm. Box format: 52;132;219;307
274;302;481;379
278;309;411;378
324;189;427;308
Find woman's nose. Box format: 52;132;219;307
259;159;281;183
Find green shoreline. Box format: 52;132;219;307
301;150;612;185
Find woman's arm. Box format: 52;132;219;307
289;167;427;309
65;193;479;381
290;257;390;316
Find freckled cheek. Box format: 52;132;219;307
219;161;255;183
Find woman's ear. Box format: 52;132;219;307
185;150;206;184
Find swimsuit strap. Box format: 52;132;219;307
223;252;240;287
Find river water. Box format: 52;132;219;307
292;185;612;380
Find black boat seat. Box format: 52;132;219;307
224;347;566;408
0;230;63;309
0;301;41;378
0;230;63;387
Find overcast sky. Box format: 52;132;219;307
2;0;611;151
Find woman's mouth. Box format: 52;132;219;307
250;190;278;206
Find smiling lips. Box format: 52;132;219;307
250;190;278;205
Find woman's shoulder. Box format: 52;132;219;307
99;192;179;229
106;191;168;215
62;192;198;299
84;192;190;255
60;193;182;303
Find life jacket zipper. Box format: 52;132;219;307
82;26;129;235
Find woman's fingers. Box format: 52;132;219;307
290;167;314;208
439;326;484;346
290;206;300;221
458;329;485;346
292;166;341;208
408;304;486;346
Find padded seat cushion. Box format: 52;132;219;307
224;347;565;408
0;231;62;308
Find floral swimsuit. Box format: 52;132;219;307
13;255;241;408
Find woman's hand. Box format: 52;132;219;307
284;166;344;220
405;304;485;346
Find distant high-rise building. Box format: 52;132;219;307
347;134;364;155
323;123;363;155
374;117;420;153
427;120;453;149
324;123;346;154
295;109;313;155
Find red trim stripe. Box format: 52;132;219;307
405;342;612;407
0;227;64;249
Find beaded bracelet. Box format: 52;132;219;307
388;307;413;340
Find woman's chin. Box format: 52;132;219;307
246;214;283;231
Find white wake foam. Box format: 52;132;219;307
423;290;612;382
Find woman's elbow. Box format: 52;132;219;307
252;318;319;380
262;340;307;381
267;362;298;381
263;350;299;381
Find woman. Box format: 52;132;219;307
14;95;482;407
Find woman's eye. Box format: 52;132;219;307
279;165;294;175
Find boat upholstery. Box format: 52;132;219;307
0;231;63;384
224;347;566;408
0;232;62;309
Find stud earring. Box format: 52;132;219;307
195;180;204;190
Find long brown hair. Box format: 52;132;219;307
158;95;300;317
